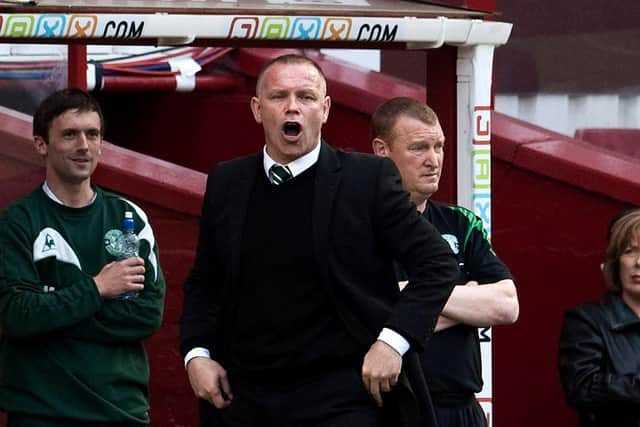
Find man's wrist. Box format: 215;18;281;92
184;347;211;368
377;328;410;356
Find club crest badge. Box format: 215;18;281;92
441;233;459;254
104;229;124;257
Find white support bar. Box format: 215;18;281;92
0;13;512;46
456;43;496;427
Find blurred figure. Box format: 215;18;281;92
0;88;166;427
372;97;519;427
559;207;640;427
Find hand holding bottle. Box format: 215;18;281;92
94;256;145;299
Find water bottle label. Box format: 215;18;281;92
104;229;124;257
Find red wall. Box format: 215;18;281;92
491;112;639;426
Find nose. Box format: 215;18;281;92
285;94;300;113
76;132;89;151
422;148;438;167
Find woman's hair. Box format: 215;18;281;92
602;208;640;292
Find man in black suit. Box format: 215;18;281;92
180;54;458;427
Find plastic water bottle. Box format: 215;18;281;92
118;211;140;299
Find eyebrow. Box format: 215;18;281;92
60;127;101;134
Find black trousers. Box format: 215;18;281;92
202;366;384;427
431;395;487;427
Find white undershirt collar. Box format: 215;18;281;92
42;181;97;206
263;140;321;179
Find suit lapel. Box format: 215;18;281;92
228;155;260;286
312;142;341;282
226;146;340;286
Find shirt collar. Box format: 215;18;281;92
43;182;66;205
42;182;97;206
263;141;321;180
603;292;640;331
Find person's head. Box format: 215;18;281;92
32;88;104;187
250;54;331;165
602;208;640;302
371;97;444;209
33;88;104;143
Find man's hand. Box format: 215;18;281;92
93;257;145;298
186;357;233;409
361;340;402;407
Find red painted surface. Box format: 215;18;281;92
424;46;459;204
67;44;87;90
100;75;242;92
574;128;640;160
417;0;496;12
491;111;638;427
494;0;640;93
493;113;640;207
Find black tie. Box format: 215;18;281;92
269;164;293;185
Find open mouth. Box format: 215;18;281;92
283;122;301;137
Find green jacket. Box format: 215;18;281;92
0;186;166;426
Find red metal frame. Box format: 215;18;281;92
99;75;241;92
425;46;458;204
418;0;496;12
67;44;87;90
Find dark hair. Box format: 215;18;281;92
32;88;104;143
371;97;439;148
255;54;327;96
602;207;640;292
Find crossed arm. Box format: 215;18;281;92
399;278;519;331
435;279;519;331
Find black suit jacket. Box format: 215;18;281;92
181;142;458;425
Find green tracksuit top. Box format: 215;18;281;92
0;186;166;426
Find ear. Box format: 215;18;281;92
33;135;48;157
250;96;262;124
372;137;389;157
321;96;331;124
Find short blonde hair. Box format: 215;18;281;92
602;208;640;292
255;54;327;97
370;97;440;149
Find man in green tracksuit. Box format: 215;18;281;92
0;89;166;427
